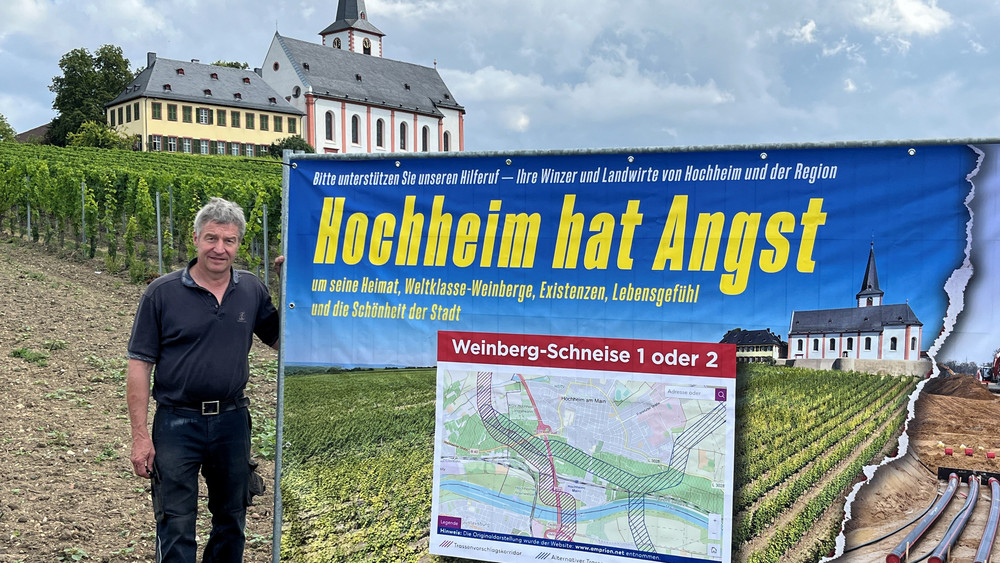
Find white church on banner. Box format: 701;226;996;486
786;244;926;372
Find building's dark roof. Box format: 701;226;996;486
857;243;884;300
274;34;463;118
106;54;304;115
319;0;384;36
789;303;921;335
16;123;50;143
720;328;785;346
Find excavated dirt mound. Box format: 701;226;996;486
922;373;996;400
838;374;1000;561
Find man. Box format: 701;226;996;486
127;197;280;562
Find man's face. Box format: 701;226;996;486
193;221;240;275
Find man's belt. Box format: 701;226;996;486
163;396;250;415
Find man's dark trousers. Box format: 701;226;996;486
151;403;251;562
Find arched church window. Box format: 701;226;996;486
363;38;372;55
846;338;853;350
333;38;341;49
325;111;334;141
864;337;872;350
829;338;836;351
351;115;360;144
399;122;407;150
890;337;897;351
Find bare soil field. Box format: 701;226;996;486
0;237;277;563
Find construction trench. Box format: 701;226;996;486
835;374;1000;562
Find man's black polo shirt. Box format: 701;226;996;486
127;258;279;407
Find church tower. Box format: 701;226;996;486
856;243;884;308
319;0;385;56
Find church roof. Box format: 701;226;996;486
106;54;303;115
319;0;384;37
789;303;921;335
274;34;464;118
856;243;884;300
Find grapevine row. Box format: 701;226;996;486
736;376;909;512
736;381;913;544
745;407;910;562
0;144;283;280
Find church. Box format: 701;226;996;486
260;0;465;154
786;244;925;371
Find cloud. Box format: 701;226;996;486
859;0;952;36
0;0;49;43
844;78;857;92
789;20;818;44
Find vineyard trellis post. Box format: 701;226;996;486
263;203;269;287
156;191;163;275
168;184;175;260
80;179;86;246
24;175;30;241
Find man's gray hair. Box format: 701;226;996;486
193;197;247;240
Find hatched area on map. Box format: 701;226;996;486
433;365;732;561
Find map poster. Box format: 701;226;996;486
432;331;736;562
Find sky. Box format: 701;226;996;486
1;0;999;151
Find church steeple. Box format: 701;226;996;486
856;242;884;308
319;0;385;55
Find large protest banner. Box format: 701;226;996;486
279;142;985;562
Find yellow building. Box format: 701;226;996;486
106;53;305;156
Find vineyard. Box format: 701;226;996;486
0;142;284;280
281;363;917;563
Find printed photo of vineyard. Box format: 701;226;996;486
0;144;920;562
279;364;915;563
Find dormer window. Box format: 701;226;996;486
210;72;219;80
204;89;212;96
176;68;184;75
355;73;362;82
163;84;172;91
404;83;410;90
268;97;277;105
242;77;250;84
303;63;310;71
233;93;242;100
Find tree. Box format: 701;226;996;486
0;113;15;142
47;45;133;146
212;60;249;69
269;135;314;158
66;121;133;150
